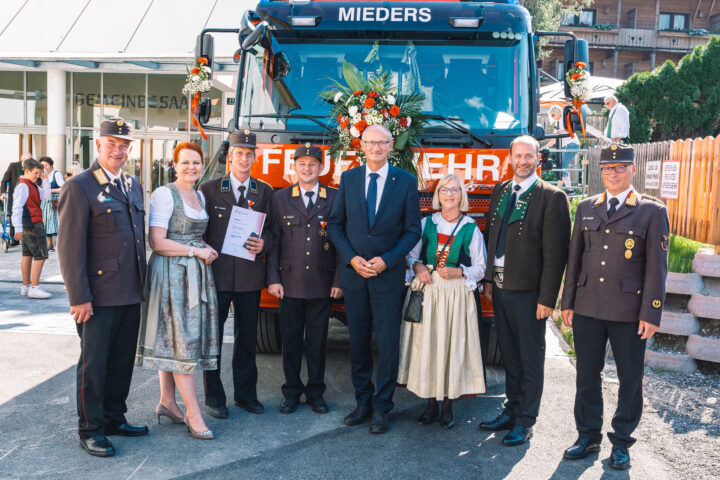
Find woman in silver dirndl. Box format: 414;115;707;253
136;142;220;440
398;174;487;429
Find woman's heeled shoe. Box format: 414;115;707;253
440;401;455;429
184;416;214;440
417;401;439;425
155;403;184;424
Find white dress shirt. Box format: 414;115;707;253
229;172;250;204
494;173;538;267
406;213;487;290
608;103;630;140
148;186;207;228
364;162;389;214
299;183;320;208
11;179;51;233
100;165;126;195
606;187;637;212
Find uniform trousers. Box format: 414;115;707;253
203;290;260;407
573;313;646;448
343;286;403;414
492;287;546;427
75;304;140;439
278;296;331;401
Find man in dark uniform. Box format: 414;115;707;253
199;129;273;418
561;144;669;470
267;143;343;414
479;135;571;446
57;118;148;457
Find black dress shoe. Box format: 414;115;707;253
105;423;149;437
502;425;533;446
609;445;630;470
343;405;372;426
307;397;329;414
563;437;601;460
369;411;389;434
235;398;265;414
279;397;299;414
79;436;115;457
417;405;439;425
478;413;515;432
207;405;229;419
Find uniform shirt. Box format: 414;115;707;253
148;186;207;228
494;172;539;267
406;213;487;290
607;103;630;139
100;165;126;195
229;172;250;204
300;183;320;208
365;161;389;213
11;179;51;233
607;187;633;211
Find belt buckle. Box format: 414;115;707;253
493;268;504;289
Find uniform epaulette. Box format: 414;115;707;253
593;192;606;205
641;194;663;205
253;178;271;188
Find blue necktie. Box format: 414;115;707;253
367;172;379;227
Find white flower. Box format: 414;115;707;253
387;95;396;105
348;106;358;116
406;117;412;126
350;126;360;138
192;75;200;82
334;92;343;103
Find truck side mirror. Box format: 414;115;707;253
563;39;589;97
241;22;267;51
535;124;546;140
195;34;215;79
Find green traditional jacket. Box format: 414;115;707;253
421;217;476;268
494;178;540;225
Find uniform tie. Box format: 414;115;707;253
305;191;315;214
495;184;521;259
113;177;126;198
367;172;379;227
237;185;246;207
608;197;619;218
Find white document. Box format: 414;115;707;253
221;206;266;261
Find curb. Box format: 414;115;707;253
685;334;720;363
665;272;704;295
687;293;720;320
657;311;699;336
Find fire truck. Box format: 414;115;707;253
194;0;588;362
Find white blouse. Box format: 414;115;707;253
406;213;487;290
148;186;208;229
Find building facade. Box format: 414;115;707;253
541;0;720;80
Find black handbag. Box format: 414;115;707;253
403;216;464;323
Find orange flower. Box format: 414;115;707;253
389;105;401;117
364;98;375;109
197;57;208;65
337;114;343;122
340;118;348;129
574;61;586;69
350;138;362;149
355;119;368;132
353;90;363;96
191;68;200;74
570;73;581;80
368;91;379;98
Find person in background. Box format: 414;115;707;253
12;157;52;299
1;153;31;246
543;105;579;190
604;95;630;144
39;157;64;252
399;174;487;429
136;142;220;440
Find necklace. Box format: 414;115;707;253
441;211;462;223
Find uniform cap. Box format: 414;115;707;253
229;129;256;149
293;142;323;162
599;143;635;164
100;117;133;140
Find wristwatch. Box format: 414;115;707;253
188;246;195;257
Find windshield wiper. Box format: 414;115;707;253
242;113;336;134
425;115;492;147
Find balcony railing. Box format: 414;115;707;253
547;26;713;51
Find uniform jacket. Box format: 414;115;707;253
57;161;146;307
561;191;669;326
483;179;571;308
267;183;340;299
199;174;273;292
327;164;422;293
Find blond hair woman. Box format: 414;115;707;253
398;174;487;429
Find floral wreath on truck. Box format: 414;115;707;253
322;61;426;175
564;61;590;143
182;57;212;140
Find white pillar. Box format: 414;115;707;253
47;69;67;173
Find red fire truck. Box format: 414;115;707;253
194;0;587;362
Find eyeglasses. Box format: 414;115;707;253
439;187;462;195
361;140;392;147
601;165;628;175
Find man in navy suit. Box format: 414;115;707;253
327;124;422;434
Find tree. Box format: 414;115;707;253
522;0;593;59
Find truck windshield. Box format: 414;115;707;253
239;31;530;136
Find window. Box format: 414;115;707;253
659;13;688;31
562;9;596;27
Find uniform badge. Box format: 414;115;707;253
594;193;606;206
305;142;311;148
248;200;254;208
319;217;327;237
244;129;250;135
625;238;635;249
626;192;637;206
652;299;662;309
324;242;330;251
93;169;109;186
291;186;300;197
661;234;669;252
610;144;618;151
220;178;230;192
319;187;327;199
249;180;258;195
625;250;632;259
117;119;124;127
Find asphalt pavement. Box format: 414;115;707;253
0;247;676;479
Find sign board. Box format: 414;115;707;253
660;161;680;199
645;161;661;189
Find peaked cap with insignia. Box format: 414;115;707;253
100;117;133;140
229;129;257;149
599;143;635;164
293;142;323;162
